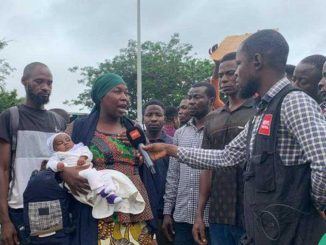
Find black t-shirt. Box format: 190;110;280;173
0;104;66;144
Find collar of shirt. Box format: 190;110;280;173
147;130;168;143
255;77;291;113
185;117;205;132
222;98;255;113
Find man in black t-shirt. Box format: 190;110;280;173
0;62;66;245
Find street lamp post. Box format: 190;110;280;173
136;0;142;123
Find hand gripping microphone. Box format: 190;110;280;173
126;126;156;174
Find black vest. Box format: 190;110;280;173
243;85;326;245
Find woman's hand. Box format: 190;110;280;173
61;165;90;195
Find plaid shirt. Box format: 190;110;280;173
163;118;209;225
178;78;326;212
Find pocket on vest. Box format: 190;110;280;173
252;152;276;193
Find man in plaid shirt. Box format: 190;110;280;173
144;30;326;245
162;82;216;245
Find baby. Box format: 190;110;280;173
47;132;122;204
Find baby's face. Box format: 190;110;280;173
53;133;74;152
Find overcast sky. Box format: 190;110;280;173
1;0;325;113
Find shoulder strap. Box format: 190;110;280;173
9;106;19;152
8;106;19;197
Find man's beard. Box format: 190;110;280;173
239;79;260;99
27;85;50;105
190;106;210;119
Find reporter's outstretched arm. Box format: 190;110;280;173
142;143;177;160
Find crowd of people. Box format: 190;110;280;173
0;29;325;245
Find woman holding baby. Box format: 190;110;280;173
62;73;156;245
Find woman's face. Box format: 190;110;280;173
100;84;130;118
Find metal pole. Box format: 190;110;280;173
136;0;142;123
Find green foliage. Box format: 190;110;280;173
0;39;22;112
67;34;214;117
0;89;24;113
0;40;14;89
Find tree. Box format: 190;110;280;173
0;40;14;89
0;89;23;113
67;34;214;117
0;39;22;113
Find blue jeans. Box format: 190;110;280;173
174;222;210;245
209;223;245;245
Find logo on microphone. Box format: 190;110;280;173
129;129;141;140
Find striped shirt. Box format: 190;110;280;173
163;118;209;225
178;78;326;212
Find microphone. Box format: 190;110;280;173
126;126;156;174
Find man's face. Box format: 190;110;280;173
143;105;165;133
24;65;53;105
178;99;190;125
293;62;321;102
318;62;326;102
53;133;74;152
235;48;260;99
218;59;238;96
187;86;212;119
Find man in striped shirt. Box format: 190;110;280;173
162;82;215;245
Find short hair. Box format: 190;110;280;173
191;81;216;100
165;106;178;121
143;99;165;115
240;29;289;73
22;62;49;81
285;64;295;76
221;52;236;63
300;55;326;80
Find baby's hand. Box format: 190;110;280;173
57;162;65;171
77;157;87;166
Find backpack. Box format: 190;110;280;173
23;169;73;245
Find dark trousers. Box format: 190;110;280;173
8;208;26;242
209;223;245;245
174;222;210;245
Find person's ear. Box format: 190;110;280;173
209;97;215;107
21;78;27;86
253;53;263;70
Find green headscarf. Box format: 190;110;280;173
91;73;126;112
